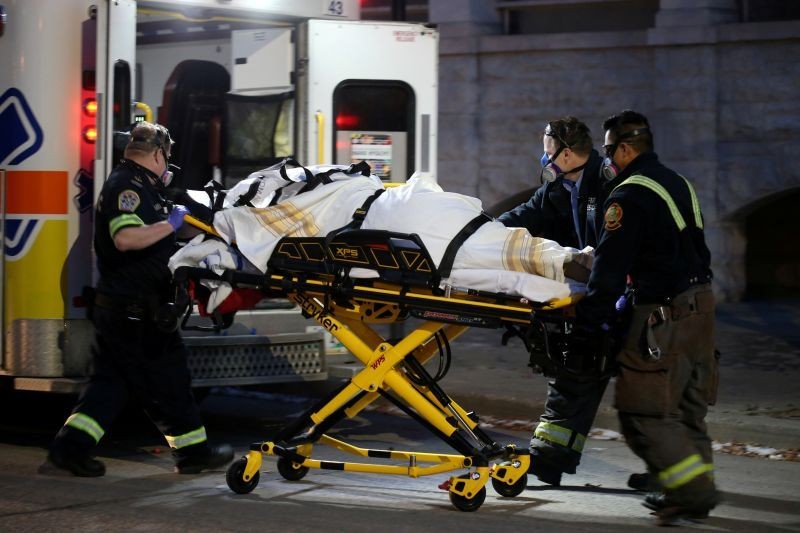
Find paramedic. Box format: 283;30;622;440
498;116;612;487
499;116;605;249
47;122;234;477
577;110;719;521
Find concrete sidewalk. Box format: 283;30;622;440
435;300;800;451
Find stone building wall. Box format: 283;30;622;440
432;1;800;301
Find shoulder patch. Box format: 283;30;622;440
118;190;141;213
604;202;623;231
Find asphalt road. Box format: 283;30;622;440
0;388;798;532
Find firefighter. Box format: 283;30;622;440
499;116;614;486
46;122;233;477
576;110;720;523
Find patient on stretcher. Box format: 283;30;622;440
169;163;592;312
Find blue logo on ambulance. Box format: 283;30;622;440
0;87;44;166
4;218;43;260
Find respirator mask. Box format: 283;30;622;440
540;149;589;183
159;157;181;188
540;123;587;183
601;127;650;181
540;149;565;183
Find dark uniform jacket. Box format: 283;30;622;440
498;150;606;249
577;152;712;326
94;159;176;299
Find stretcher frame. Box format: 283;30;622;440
174;225;576;512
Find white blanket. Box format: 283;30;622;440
171;165;592;312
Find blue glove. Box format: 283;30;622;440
167;204;190;232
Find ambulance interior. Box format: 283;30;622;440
133;4;418;191
135;7;295;190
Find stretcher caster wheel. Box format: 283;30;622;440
226;458;260;494
277;457;309;481
449;486;486;512
491;473;527;497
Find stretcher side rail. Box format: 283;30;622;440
173;226;613;379
269;229;441;290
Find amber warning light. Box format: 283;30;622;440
83;98;98;117
83;126;97;143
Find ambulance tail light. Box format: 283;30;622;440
83;98;97;117
83;126;97;143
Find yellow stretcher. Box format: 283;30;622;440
173;223;588;512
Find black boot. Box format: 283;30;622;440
642;491;719;523
628;472;661;492
527;450;564;487
175;444;234;474
47;442;106;477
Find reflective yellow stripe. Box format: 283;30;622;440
65;413;105;444
658;453;713;489
534;422;571;447
616;175;686;230
572;433;586;453
109;213;144;236
679;175;704;229
164;427;208;449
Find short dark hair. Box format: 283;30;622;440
602;110;653;153
544;116;593;156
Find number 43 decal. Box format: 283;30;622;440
326;1;344;16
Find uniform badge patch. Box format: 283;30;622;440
604;202;623;231
118;190;141;212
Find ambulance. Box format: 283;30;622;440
0;0;438;392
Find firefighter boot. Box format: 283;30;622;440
527;450;563;486
642;492;709;519
643;491;721;524
628;472;661;492
47;442;106;477
174;443;234;474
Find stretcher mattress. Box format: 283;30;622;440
171;164;590;312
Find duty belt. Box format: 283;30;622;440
94;291;162;320
642;284;714;360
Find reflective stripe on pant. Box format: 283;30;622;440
65;412;106;444
534;422;586;453
165;426;208;450
659;453;714;490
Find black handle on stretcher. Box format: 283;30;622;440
520;312;619;382
171;266;268;332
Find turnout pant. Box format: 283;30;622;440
54;306;207;458
615;284;718;504
531;375;609;473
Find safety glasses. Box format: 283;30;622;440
603;127;650;158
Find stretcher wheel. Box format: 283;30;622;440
226;458;260;494
449;486;486;512
491;473;528;497
277;457;309;481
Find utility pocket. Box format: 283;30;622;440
614;348;673;416
706;349;721;406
